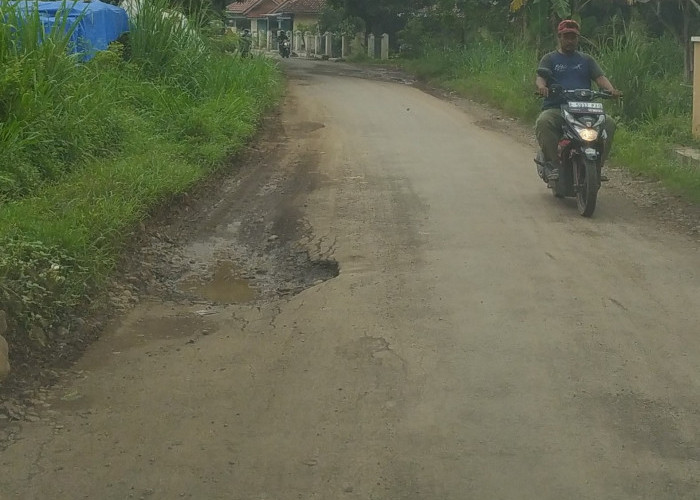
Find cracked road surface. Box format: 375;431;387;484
2;59;700;499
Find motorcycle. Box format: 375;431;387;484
534;68;614;217
279;39;291;58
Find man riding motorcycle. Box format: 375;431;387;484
277;30;290;57
535;19;621;181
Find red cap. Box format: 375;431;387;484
558;19;580;35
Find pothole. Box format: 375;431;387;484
307;259;339;283
179;261;257;304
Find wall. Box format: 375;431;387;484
293;13;320;32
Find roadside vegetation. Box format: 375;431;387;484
0;0;282;361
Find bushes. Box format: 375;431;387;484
0;236;89;334
594;27;689;123
208;31;243;54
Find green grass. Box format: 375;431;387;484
0;0;283;348
399;37;700;203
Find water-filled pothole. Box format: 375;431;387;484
309;259;339;282
179;261;257;304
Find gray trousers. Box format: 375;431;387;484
535;108;616;165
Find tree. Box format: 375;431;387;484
511;0;571;18
326;0;429;35
319;5;365;36
631;0;700;79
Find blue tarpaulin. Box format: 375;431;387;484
16;0;129;60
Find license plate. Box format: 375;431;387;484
568;101;603;111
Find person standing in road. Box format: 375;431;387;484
535;19;622;181
240;28;252;58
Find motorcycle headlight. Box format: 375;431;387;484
576;127;598;142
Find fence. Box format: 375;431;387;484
246;29;391;60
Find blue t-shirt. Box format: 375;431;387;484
538;51;604;109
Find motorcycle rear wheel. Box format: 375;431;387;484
574;157;599;217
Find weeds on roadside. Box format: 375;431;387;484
0;0;282;353
0;0;125;201
0;236;88;335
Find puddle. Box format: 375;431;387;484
179;261;257;304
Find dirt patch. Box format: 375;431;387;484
117;96;342;306
0;96;339;428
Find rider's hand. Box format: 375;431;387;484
537;86;549;98
610;88;623;99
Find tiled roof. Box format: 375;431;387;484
226;0;259;13
274;0;326;14
248;0;284;17
227;0;323;16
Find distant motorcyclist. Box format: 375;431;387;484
535;19;621;181
277;30;290;57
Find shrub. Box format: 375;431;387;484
0;236;89;335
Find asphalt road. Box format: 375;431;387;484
2;58;699;499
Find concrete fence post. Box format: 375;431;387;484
693;37;700;138
381;33;389;60
324;32;332;57
367;34;375;58
315;34;322;55
294;31;302;53
304;31;312;56
341;35;349;58
267;30;273;51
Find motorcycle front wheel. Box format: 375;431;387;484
573;156;599;217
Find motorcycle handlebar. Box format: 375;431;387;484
534;88;620;100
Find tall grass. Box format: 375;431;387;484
0;0;125;201
128;0;207;82
0;0;282;353
594;26;690;125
